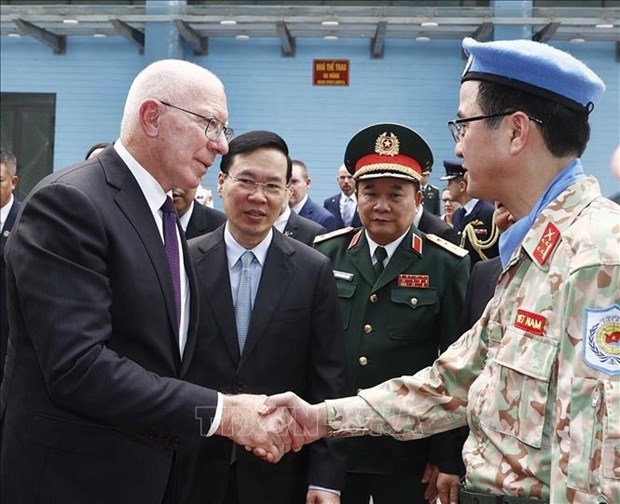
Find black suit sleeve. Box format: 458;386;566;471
6;183;217;442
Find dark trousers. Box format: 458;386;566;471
343;472;426;504
224;463;239;504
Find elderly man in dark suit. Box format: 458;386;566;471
0;148;22;379
179;130;347;504
0;60;296;504
323;164;362;229
172;185;226;239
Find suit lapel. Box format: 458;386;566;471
193;229;240;365
179;232;199;376
103;152;182;368
239;232;295;369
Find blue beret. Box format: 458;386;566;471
461;37;605;113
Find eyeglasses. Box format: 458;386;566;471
223;173;288;197
160;101;234;141
447;111;543;143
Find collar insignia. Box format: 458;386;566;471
533;222;561;266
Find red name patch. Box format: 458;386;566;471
398;274;429;288
514;309;546;335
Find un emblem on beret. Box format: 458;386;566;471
375;132;400;157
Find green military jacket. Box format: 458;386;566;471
422;184;441;216
315;225;470;475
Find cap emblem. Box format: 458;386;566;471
375;132;400;157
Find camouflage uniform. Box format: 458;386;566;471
325;177;620;503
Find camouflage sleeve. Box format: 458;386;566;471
325;316;489;440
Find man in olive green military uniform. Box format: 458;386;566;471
420;166;441;215
314;123;471;504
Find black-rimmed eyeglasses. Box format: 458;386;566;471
160;101;234;141
223;173;288;197
447;111;543;143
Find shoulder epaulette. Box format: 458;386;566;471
313;226;355;245
426;233;469;258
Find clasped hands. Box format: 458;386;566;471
216;392;323;463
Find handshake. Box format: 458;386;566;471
214;392;327;463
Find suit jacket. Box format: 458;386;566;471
323;193;362;229
298;197;338;232
283;210;326;246
422;184;440;215
0;198;22;378
452;199;499;266
0;146;218;504
417;207;460;245
185;201;226;239
177;228;347;504
315;227;470;479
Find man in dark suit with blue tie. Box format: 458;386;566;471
1;61;296;504
323;164;362;229
181;131;347;504
0;148;22;379
289;159;338;232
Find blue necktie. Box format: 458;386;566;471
235;251;254;352
161;196;181;328
342;197;354;226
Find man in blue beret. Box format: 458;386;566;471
261;38;620;504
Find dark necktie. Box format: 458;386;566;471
373;246;387;281
161;196;181;328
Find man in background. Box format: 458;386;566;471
323;164;362;229
420;165;440;215
172;185;226;239
441;160;498;266
0;148;22;379
289;159;338;232
275;186;326;246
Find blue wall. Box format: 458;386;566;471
1;33;619;209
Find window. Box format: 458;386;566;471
1;93;56;201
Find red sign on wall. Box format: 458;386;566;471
313;59;349;86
